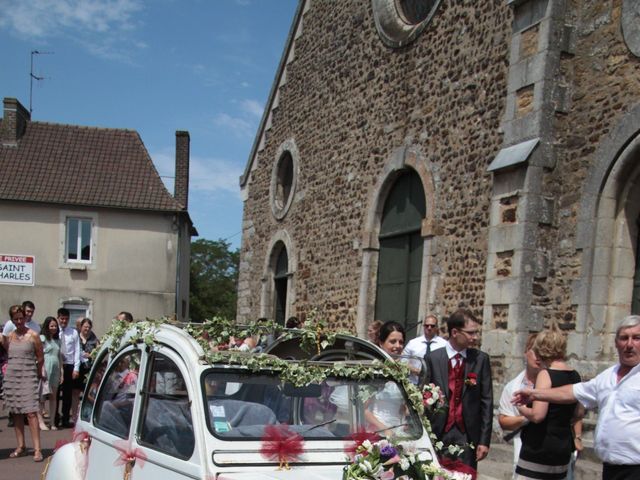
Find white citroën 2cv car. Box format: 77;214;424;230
43;319;469;480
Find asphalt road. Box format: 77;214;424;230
0;409;71;480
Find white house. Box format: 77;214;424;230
0;97;196;333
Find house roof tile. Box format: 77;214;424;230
0;120;183;212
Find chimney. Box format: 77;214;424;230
175;130;190;209
1;97;30;146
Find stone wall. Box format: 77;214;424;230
239;0;511;334
238;0;640;385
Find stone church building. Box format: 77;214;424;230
237;0;640;382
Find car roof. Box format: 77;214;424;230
100;322;393;368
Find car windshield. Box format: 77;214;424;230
202;368;423;440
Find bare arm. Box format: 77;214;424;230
31;332;45;379
513;383;577;405
364;408;387;431
498;413;528;431
518;369;551;423
572;403;585;453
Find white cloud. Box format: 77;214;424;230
240;99;263;118
1;0;142;37
213;113;254;138
0;0;144;60
150;148;242;198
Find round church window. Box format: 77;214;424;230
372;0;441;48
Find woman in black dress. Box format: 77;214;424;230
515;322;583;479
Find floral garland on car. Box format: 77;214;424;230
99;318;468;470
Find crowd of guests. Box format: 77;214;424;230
2;300;637;479
0;301;106;463
368;311;639;480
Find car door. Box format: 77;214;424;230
131;346;202;480
84;347;144;480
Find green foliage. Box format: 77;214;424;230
189;238;239;322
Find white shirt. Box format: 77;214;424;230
573;363;640;465
498;370;530;472
3;319;41;336
444;341;467;364
60;326;81;371
403;334;447;358
403;335;448;384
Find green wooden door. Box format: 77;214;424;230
632;217;640;314
375;171;425;335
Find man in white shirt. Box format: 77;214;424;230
514;315;640;480
403;315;447;384
2;300;40;336
57;308;81;428
498;333;540;478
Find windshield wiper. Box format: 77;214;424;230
303;418;337;433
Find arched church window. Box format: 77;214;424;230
270;140;299;220
375;170;425;334
275;152;293;210
273;245;289;326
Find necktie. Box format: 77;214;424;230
426;340;432;354
454;352;462;369
60;329;66;357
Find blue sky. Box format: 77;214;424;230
0;0;298;248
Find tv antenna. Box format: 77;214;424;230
30;50;54;114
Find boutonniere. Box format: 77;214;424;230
465;373;477;387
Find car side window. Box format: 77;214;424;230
80;351;109;422
139;352;195;459
94;350;141;438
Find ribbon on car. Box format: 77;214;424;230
113;439;147;480
49;427;92;480
259;424;304;470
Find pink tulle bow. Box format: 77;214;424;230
113;439;147;468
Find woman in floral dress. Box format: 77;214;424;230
40;316;63;430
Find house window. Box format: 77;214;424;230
274;245;289;326
63;302;89;326
375;170;425;334
66;217;92;262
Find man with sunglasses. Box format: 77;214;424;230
425;308;493;470
403;315;447;384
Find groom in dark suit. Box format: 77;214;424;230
425;308;493;469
